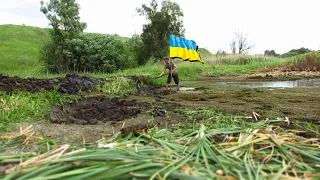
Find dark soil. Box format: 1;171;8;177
50;96;147;125
0;74;102;94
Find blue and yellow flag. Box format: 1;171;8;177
169;35;203;63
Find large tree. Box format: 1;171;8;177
40;0;87;73
137;0;185;64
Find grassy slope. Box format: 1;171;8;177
0;24;49;77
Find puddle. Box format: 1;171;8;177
178;87;196;91
159;86;195;91
215;78;320;89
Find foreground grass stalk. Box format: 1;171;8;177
1;119;320;179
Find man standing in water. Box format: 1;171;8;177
157;57;179;91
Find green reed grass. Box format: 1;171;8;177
204;54;284;65
1;118;319;180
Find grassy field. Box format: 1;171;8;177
1;24;320;179
0;24;49;77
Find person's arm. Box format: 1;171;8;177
157;66;166;77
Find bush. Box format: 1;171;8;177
124;35;144;66
40;33;141;73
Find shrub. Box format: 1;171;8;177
40;33;140;73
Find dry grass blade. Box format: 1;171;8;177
5;144;70;174
0;100;9;111
1;119;320;180
0;125;43;145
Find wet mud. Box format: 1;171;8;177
0;74;102;94
163;77;320;123
50;96;145;125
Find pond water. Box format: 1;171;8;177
215;78;320;89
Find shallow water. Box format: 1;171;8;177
159;86;195;91
215;78;320;89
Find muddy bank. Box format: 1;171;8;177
0;74;102;94
4;96;184;146
162;78;320;123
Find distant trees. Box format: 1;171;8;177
216;50;227;56
136;0;185;64
263;47;314;58
229;31;255;54
280;47;312;58
264;50;280;57
40;0;138;73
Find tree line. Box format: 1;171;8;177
40;0;184;73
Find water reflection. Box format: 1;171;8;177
215;78;320;89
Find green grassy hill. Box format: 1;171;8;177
198;48;213;60
0;24;50;77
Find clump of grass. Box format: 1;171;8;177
1;118;319;179
177;108;247;130
289;52;320;71
95;77;137;96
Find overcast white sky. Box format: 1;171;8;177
1;0;320;54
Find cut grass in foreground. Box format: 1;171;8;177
1;118;319;179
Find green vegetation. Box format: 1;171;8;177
137;0;185;62
0;23;293;78
40;0;87;73
2;22;317;79
280;47;313;58
0;90;74;131
0;0;319;179
0;24;49;77
1;23;318;80
1;118;320;179
37;0;187;74
289;51;320;71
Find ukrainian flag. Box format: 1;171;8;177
169;35;203;63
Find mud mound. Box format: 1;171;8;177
57;74;101;94
0;74;102;94
50;96;144;125
0;74;61;93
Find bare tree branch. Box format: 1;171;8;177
230;31;255;54
230;38;236;54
